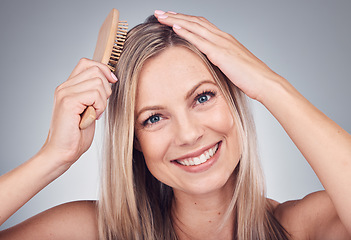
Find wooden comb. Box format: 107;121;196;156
79;8;128;129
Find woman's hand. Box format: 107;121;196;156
155;11;351;238
42;58;117;167
154;10;283;102
0;59;117;227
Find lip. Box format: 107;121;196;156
171;141;222;173
173;142;220;160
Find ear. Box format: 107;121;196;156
133;135;142;152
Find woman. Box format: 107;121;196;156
0;11;350;239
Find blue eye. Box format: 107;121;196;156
149;115;160;123
143;114;162;126
195;91;215;105
197;94;211;104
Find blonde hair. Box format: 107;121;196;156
98;16;290;239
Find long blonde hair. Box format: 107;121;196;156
98;15;290;239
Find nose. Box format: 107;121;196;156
173;112;204;146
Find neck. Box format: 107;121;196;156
171;174;236;240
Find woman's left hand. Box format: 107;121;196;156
156;11;351;238
154;10;284;102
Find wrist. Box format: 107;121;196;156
34;146;73;180
257;74;295;107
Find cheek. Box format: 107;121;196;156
205;100;235;133
203;99;241;159
136;131;174;186
136;130;168;167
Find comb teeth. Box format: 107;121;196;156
108;21;128;71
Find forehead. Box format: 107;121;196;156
136;47;214;104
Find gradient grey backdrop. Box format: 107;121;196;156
1;0;350;230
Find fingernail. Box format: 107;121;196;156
158;14;168;19
155;10;165;15
111;72;118;82
173;24;181;30
167;11;177;14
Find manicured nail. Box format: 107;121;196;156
111;72;118;82
173;24;181;30
167;11;177;14
155;10;165;15
158;14;168;19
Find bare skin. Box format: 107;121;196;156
0;58;116;239
1;194;348;240
1;11;351;240
0;201;98;240
153;11;351;239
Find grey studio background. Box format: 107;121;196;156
1;0;350;230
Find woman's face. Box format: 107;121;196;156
134;46;241;196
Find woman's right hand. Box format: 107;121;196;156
41;58;117;167
0;59;117;228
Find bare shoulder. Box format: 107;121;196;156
0;200;98;240
269;191;350;240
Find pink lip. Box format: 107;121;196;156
173;142;220;161
172;141;222;173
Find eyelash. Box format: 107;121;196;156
142;89;217;127
142;113;162;127
194;90;216;106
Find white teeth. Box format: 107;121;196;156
176;143;219;166
193;157;201;165
200;154;206;163
209;148;213;157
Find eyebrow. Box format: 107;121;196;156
136;80;216;118
184;80;215;100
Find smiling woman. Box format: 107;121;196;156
101;15;289;239
0;9;351;240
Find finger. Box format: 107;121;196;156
167;12;220;32
69;78;110;103
170;24;217;58
79;90;107;118
155;11;217;31
55;79;109;117
156;14;223;46
195;15;218;29
71;89;107;118
155;11;232;42
63;66;113;97
69;58;117;84
54;86;107;125
155;12;246;61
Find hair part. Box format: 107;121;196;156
98;15;290;240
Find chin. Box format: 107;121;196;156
172;169;236;197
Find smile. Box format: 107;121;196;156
176;143;219;166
